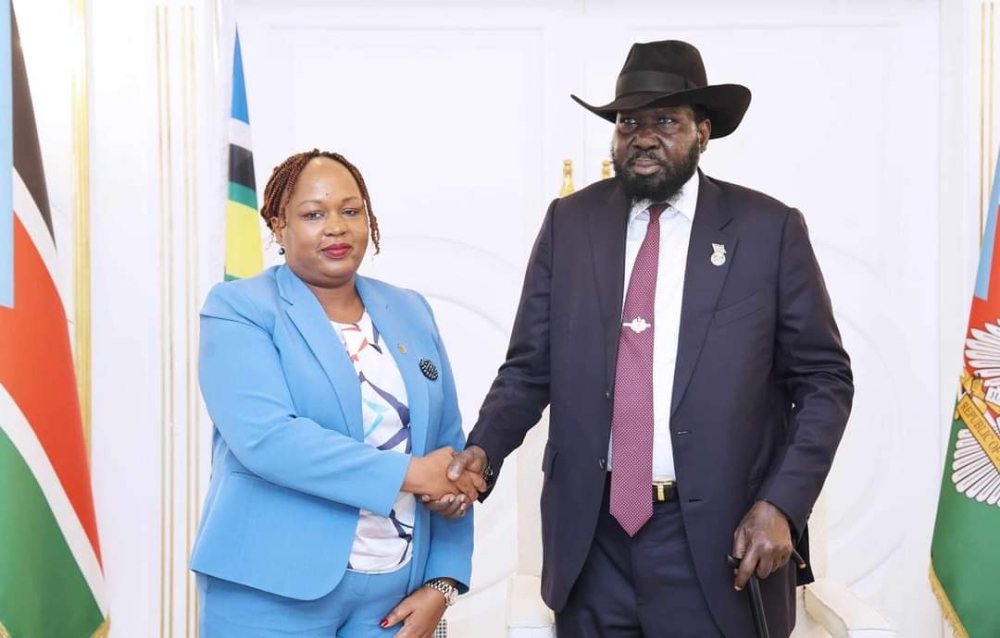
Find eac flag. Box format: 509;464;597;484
225;28;263;282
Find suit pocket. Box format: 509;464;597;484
713;287;773;326
542;440;558;477
192;471;346;600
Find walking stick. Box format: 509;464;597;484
727;550;807;638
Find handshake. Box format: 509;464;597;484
402;445;490;518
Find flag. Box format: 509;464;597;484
225;29;263;281
931;147;1000;638
0;4;109;637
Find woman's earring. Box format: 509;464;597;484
278;246;286;256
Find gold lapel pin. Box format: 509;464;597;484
398;344;407;354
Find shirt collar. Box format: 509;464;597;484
628;169;700;223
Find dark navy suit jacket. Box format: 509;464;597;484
467;172;854;637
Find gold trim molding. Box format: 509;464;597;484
155;8;174;638
181;8;200;637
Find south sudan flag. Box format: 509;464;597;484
0;3;110;636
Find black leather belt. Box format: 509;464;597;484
652;481;678;503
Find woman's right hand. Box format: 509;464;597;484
403;447;484;501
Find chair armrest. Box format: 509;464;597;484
803;578;896;638
506;574;555;638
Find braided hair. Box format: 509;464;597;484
259;149;381;253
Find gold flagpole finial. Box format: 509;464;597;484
601;158;613;180
560;159;575;196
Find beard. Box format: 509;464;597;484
612;141;700;202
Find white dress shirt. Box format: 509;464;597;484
608;170;699;482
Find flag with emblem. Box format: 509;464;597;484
0;3;109;636
225;28;263;281
931;147;1000;638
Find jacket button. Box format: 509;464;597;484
605;390;611;400
599;458;607;470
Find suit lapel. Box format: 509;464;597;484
671;173;737;415
357;277;430;457
590;184;632;391
278;265;365;440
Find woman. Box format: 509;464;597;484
191;149;482;637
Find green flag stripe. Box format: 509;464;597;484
228;181;257;210
0;426;103;637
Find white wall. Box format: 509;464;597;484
49;0;987;636
236;2;948;636
87;1;223;636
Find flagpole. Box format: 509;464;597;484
70;0;91;460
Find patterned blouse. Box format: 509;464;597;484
332;312;415;573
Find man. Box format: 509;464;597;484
439;40;853;637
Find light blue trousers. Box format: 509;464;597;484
197;566;411;638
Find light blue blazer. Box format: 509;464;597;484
190;265;473;600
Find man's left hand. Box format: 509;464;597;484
731;500;793;591
421;492;468;518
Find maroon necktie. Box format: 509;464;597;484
610;203;666;536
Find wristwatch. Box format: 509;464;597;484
423;578;459;606
478;448;494;484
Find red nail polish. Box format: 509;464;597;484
380;619;389;628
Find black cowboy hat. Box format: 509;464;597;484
571;40;751;139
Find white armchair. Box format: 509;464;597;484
444;413;895;638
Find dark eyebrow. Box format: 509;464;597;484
294;195;363;209
295;199;325;208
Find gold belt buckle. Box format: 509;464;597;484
653;480;675;502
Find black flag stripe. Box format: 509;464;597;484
11;6;52;240
229;144;256;191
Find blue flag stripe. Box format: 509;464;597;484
975;151;1000;299
975;149;1000;301
230;30;249;124
1;0;12;309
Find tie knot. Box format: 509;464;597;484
647;203;668;221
